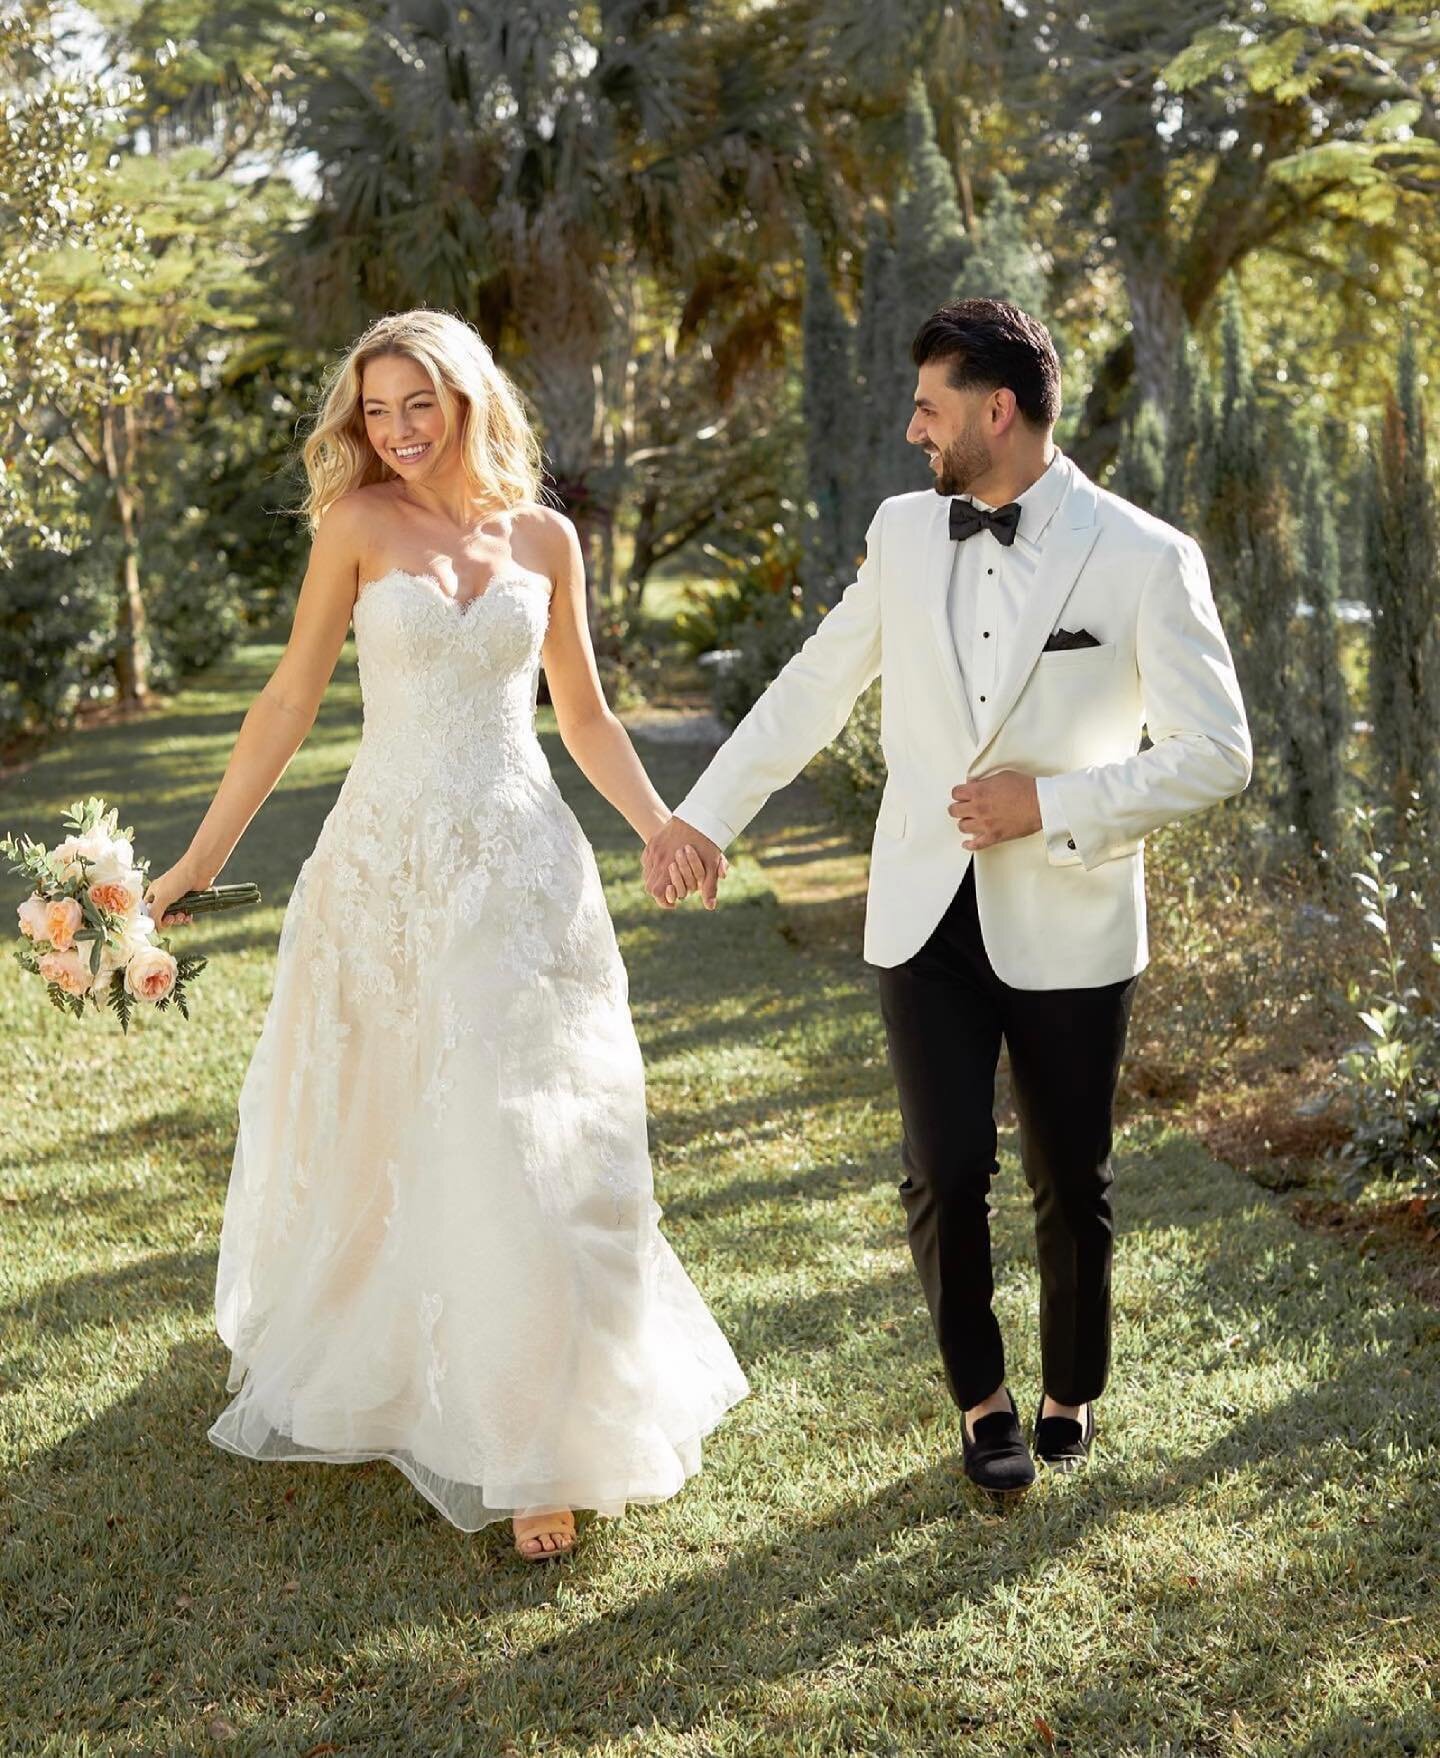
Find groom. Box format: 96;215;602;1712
645;298;1251;1493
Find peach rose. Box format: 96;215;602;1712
43;896;84;951
38;947;94;996
90;876;142;917
17;894;48;939
124;945;178;1004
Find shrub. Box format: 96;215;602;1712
144;549;245;685
809;681;886;847
692;530;813;728
1332;803;1440;1195
0;545;118;745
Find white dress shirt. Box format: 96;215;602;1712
948;453;1075;859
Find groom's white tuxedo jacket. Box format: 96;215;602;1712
674;451;1252;990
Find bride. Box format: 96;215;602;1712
145;309;749;1561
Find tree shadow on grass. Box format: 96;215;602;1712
0;1103;234;1179
0;1247;214;1368
4;1311;1435;1752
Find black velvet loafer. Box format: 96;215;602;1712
1033;1395;1095;1469
961;1389;1036;1496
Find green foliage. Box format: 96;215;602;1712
1198;283;1307;835
895;75;970;325
955;174;1047;317
0;545;119;744
809;680;887;847
0;9;143;558
705;533;815;728
1111;400;1167;514
1334;804;1440;1194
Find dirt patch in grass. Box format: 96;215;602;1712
1292;1192;1440;1308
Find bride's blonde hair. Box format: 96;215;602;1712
300;310;544;529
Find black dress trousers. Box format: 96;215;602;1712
876;863;1138;1410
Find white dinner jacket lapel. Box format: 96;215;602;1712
967;460;1102;773
922;494;978;747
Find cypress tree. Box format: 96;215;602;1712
800;228;857;604
1201;280;1299;830
1205;281;1270;725
894;76;970;335
1366;326;1440;815
956;174;1048;318
851;211;918;542
1291;425;1348;854
1112;399;1166;514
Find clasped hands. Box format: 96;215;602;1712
644;772;1040;911
644;817;726;910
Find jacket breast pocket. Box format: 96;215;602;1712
1036;641;1117;671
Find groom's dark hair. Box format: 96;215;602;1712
911;299;1061;428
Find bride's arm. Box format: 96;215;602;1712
144;499;364;923
535;509;689;855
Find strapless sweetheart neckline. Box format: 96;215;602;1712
356;566;552;615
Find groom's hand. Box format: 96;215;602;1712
949;771;1043;849
644;816;726;910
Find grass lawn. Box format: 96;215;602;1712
1;640;1437;1757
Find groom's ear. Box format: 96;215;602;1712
986;387;1022;435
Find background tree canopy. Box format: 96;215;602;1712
2;1;1436;788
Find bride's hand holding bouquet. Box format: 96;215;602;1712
2;797;260;1032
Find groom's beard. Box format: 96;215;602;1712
931;424;993;498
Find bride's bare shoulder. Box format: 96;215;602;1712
317;482;404;533
313;483;407;564
507;502;578;568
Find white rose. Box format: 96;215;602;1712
80;833;136;887
125;909;156;944
112;917;157;970
49;836;85;881
94;853;141;890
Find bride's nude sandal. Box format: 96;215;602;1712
513;1510;576;1562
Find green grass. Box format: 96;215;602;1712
1;641;1437;1757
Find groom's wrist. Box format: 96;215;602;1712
671;796;734;853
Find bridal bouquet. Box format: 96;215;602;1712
1;797;260;1032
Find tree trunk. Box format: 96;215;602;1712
627;479;661;609
1071;101;1311;476
101;400;149;704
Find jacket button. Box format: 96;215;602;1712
1066;838;1077;851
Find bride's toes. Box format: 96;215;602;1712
513;1510;576;1561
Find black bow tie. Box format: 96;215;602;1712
950;498;1022;546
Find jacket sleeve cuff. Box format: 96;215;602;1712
671;795;736;853
1035;774;1079;865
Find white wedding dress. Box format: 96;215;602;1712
208;565;749;1528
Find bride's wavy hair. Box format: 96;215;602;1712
300;310;545;529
